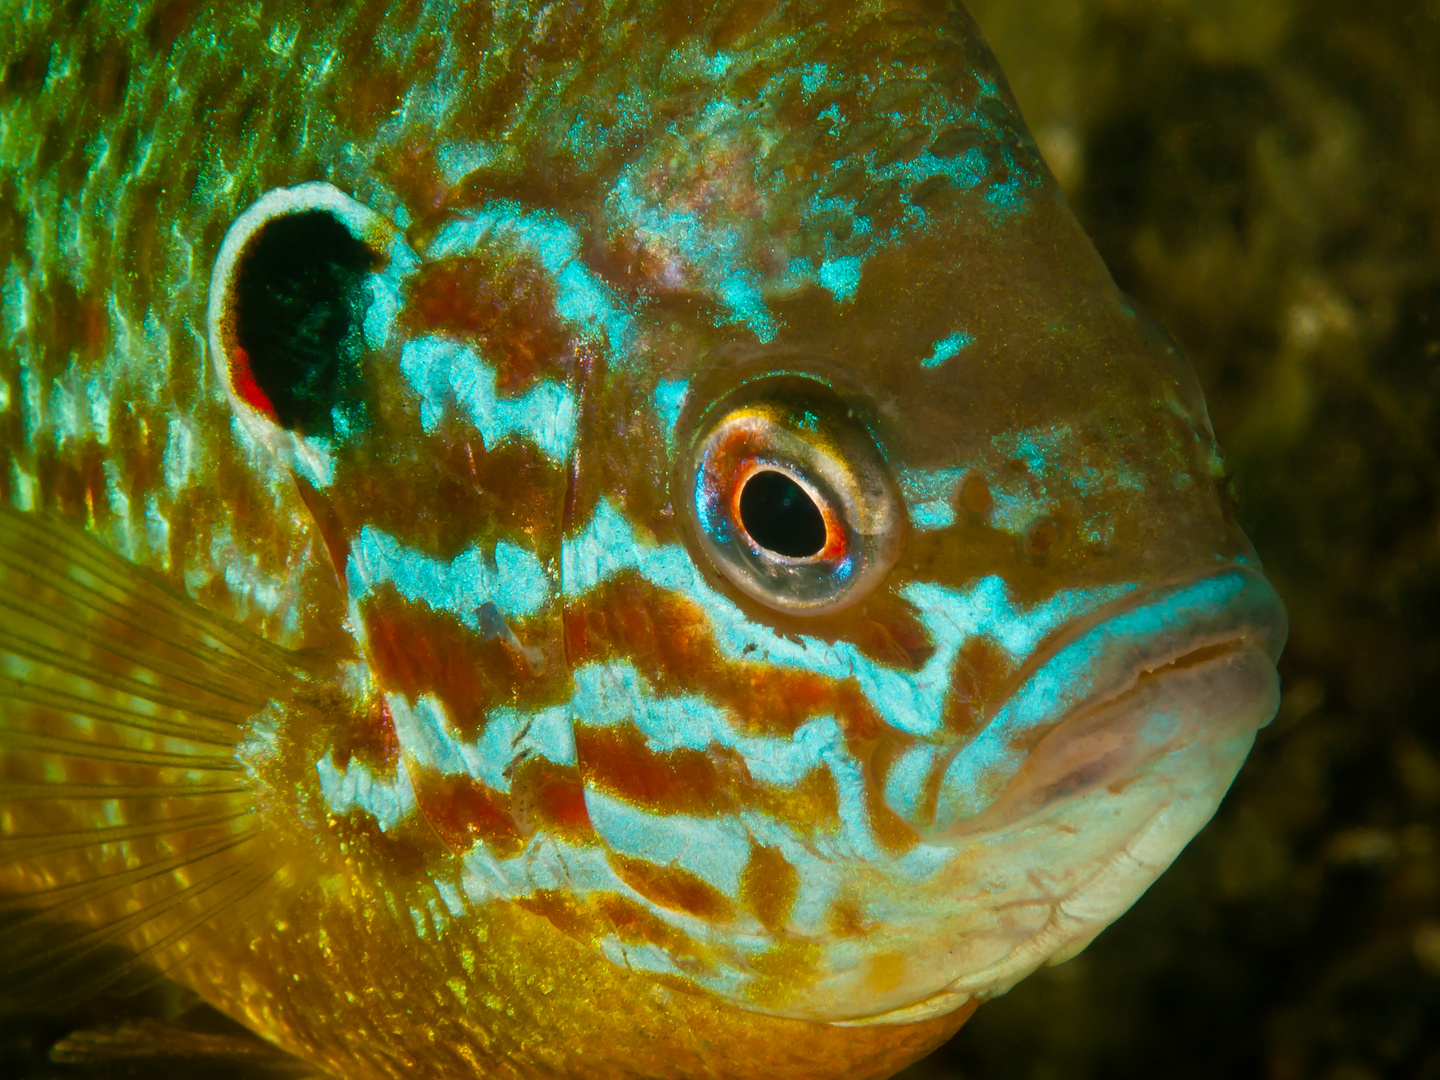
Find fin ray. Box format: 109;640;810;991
0;506;314;1007
0;509;299;677
0;809;246;862
48;1014;317;1074
0;626;260;724
0;675;239;743
0;830;263;921
0;729;241;771
0;780;250;800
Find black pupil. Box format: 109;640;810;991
738;470;828;558
234;209;373;433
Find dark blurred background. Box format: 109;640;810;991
5;1;1438;1077
904;0;1440;1077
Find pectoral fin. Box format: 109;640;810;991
0;506;310;1005
48;1011;319;1077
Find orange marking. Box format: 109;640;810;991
411;767;525;857
332;698;399;772
574;706;847;839
322;419;564;563
402;256;572;394
752;765;841;838
566;573;894;742
864;772;920;854
826;895;876;938
943;635;1016;738
362;586;532;734
515;889;711;975
739;841;800;932
609;853;736;923
574;723;745;816
508;757;594;841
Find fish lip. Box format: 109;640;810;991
1027;561;1286;679
931;563;1288;835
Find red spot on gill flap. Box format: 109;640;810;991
230;346;276;418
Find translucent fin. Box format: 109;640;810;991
50;1014;319;1077
0;506;310;1008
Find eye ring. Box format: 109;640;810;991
685;376;904;616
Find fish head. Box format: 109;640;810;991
198;0;1286;1031
548;15;1288;1026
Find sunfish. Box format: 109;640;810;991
0;1;1285;1077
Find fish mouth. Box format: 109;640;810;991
932;564;1288;836
828;567;1286;1027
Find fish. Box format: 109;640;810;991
0;1;1288;1077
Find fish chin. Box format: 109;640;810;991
834;640;1281;1026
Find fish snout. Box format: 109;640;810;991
932;566;1288;838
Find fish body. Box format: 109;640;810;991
0;2;1285;1078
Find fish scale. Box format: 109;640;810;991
1;1;1285;1077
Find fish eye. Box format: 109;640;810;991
685;376;904;615
207;183;390;438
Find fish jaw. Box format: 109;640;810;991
844;734;1264;1025
830;568;1285;1024
930;565;1287;835
953;635;1281;839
